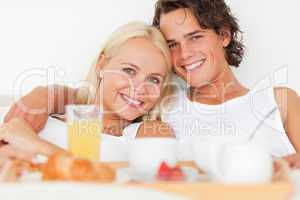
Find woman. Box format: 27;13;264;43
152;0;300;166
1;21;174;161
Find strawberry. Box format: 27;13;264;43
169;166;185;181
157;162;171;181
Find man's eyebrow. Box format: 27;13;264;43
184;30;204;38
166;30;205;43
166;39;176;44
120;62;140;70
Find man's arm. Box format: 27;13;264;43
4;85;78;132
274;87;300;152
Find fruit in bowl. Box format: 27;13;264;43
156;162;185;181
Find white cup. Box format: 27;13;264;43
128;138;177;181
192;138;274;183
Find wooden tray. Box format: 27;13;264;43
106;160;293;200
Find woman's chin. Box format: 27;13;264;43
117;110;144;122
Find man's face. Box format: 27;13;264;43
159;8;230;87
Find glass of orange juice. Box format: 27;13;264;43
66;105;102;161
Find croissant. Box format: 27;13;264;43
42;153;115;182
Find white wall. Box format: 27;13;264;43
228;0;300;92
0;0;299;97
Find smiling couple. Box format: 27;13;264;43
1;0;300;168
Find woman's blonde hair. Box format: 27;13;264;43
76;21;173;121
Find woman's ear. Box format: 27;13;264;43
219;29;231;48
96;54;106;78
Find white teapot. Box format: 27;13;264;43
192;138;274;184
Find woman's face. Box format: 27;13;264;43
99;37;169;121
159;8;231;87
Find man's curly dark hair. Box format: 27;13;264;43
153;0;245;67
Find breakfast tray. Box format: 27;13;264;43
107;160;293;200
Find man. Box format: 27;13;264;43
152;0;300;167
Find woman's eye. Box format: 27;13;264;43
122;68;136;75
147;77;161;84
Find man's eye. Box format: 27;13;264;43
191;35;203;41
122;68;136;75
147;77;161;84
168;43;178;49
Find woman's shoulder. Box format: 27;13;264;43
121;122;143;139
122;120;174;139
136;120;175;138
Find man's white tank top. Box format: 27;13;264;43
162;86;296;160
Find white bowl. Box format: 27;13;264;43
192;138;274;183
129;138;177;181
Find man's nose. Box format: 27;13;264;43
179;42;195;62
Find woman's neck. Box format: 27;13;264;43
189;66;249;104
102;113;131;136
94;93;130;136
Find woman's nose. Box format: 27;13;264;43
128;77;147;96
132;82;147;95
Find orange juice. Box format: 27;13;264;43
67;119;102;161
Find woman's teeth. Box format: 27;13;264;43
121;94;143;107
185;59;206;71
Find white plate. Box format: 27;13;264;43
290;170;300;200
117;166;206;183
19;172;42;182
0;183;188;200
20;166;207;183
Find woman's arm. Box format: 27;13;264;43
0;118;66;160
4;85;77;132
274;87;300;152
0;158;18;182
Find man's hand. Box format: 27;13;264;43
283;153;300;169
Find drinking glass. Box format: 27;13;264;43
66;105;102;161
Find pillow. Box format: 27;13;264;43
39;117;68;149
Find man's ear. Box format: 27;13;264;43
219;28;231;48
96;54;106;78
